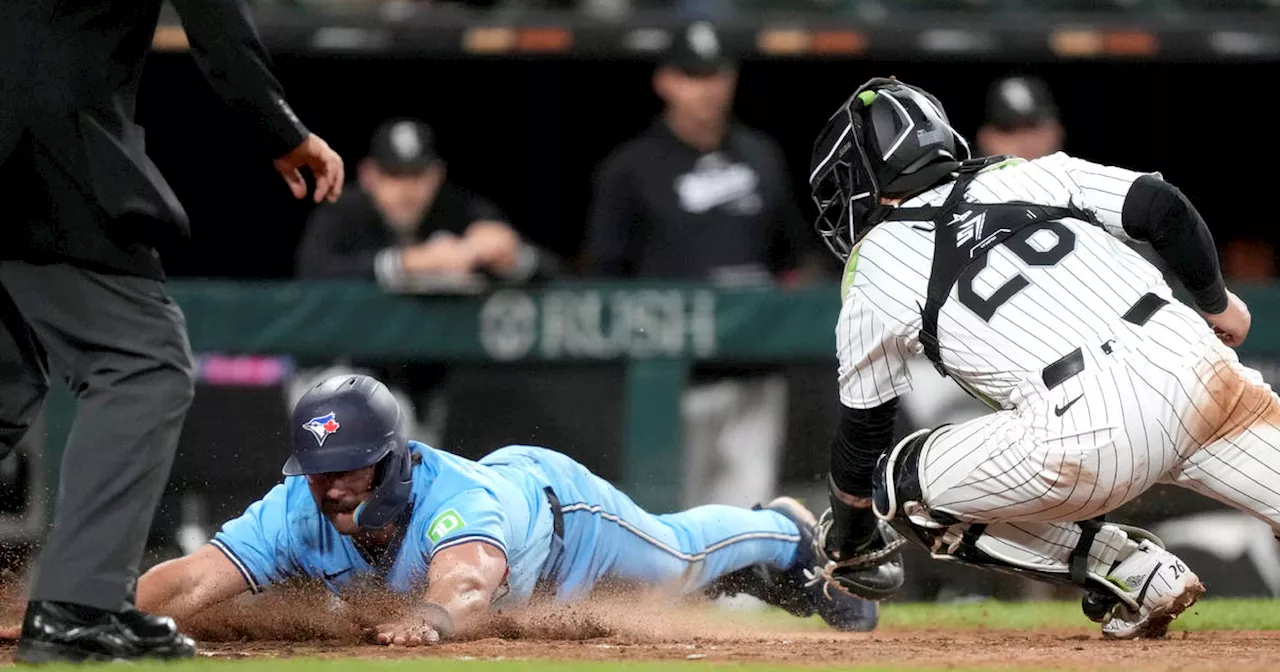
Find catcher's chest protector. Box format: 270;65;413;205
882;163;1086;379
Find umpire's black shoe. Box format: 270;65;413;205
15;600;197;664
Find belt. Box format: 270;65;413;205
531;487;566;601
1041;292;1168;390
543;486;565;540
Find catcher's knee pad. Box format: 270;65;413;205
869;426;961;550
873;427;962;519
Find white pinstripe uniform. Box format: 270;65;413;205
839;151;1280;571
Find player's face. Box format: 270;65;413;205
358;160;444;233
976;121;1063;161
656;67;737;127
306;466;377;535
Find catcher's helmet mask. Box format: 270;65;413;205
809;76;971;262
285;374;416;531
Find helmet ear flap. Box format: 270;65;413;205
353;443;414;530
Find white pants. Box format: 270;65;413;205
680;375;787;509
919;307;1280;533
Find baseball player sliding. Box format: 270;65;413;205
805;76;1260;639
24;374;877;648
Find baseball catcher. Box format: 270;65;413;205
806;76;1262;639
42;374;884;645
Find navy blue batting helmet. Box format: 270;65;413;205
286;374;414;530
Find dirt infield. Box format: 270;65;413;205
183;630;1280;672
0;585;1277;671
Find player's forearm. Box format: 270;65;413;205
135;559;211;622
419;570;496;637
827;399;898;554
1121;175;1228;314
830;399;899;498
137;545;253;624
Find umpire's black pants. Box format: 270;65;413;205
0;261;194;612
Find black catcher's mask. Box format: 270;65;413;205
809;77;971;262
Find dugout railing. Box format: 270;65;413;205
25;280;1280;531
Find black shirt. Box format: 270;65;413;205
295;182;507;279
585;119;817;281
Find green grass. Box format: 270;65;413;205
881;597;1280;631
706;597;1280;632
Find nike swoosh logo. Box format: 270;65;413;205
1054;395;1083;417
323;569;352;580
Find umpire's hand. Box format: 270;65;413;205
274;133;345;204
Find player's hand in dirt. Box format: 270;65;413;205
1201;290;1251;347
370;620;440;647
0;624;18;640
274;133;345;204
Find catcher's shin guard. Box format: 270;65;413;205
868;425;1200;632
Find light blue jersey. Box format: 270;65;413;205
212;442;800;608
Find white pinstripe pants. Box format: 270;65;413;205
917;315;1280;545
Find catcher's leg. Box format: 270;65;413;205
869;427;1203;639
1163;337;1280;533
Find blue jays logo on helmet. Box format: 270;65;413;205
302;412;341;446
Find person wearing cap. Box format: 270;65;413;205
585;22;833;515
975;75;1065;160
293;117;561;450
297;117;555;287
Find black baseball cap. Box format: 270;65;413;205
984;76;1059;130
661;21;736;77
367;118;441;174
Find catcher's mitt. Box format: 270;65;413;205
805;509;907;601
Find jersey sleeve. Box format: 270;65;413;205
417;489;510;560
836;285;914;409
1032;152;1160;242
210;483;297;593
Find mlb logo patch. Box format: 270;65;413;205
303;412;341;446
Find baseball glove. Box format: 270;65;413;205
805;510;908;601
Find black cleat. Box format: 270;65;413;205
707;497;880;632
15;600;197;664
